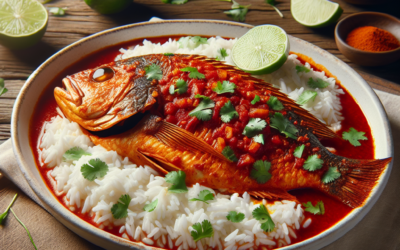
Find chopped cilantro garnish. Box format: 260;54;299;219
252;204;275;232
145;64;163;80
243;118;267;138
0;78;8;97
169;79;188;95
307;78;329;89
251;95;260;105
63;147;91;161
297;90;317;105
111;194;131;219
253;134;264;145
190;190;214;204
295;65;310;73
221;146;238;162
216;48;229;61
303;155;324;171
143;199;158;212
266;0;283;18
224;0;250;22
189;95;215;121
212;81;236;94
220;101;239;123
321;167;341;184
177;36;207;49
191;36;208;46
293;145;305;158
81;159;109;181
342;127;367;147
165;170;188;193
164;53;174;56
162;0;188;5
180;67;205;79
49;7;66;16
226;211;245;223
250;160;272;184
267;96;284;111
303;201;325;215
190;220;214;242
270;113;298;139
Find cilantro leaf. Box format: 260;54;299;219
0;78;8;97
81;159;109;181
162;0;188;4
297;90;317;105
342;127;367;147
321;167;341;184
165;171;188;193
224;1;250;22
221;146;238;162
191;36;208;47
252;204;275;232
63;147;91;161
111;194;131;219
220;101;239;123
212;81;236;94
243;118;267;138
307;78;329;89
189;96;215;121
169;79;188;95
180;67;205;79
143;199;158;212
145;64;163;80
303;201;325;215
164;53;174;56
253;134;264;145
267;96;284;111
266;0;283;18
293;145;305;158
190;190;214;204
303;155;324;171
49;7;66;16
250;160;272;184
295;65;310;73
226;211;245;223
251;95;260;105
217;48;229;61
190;220;214;242
269;113;298;139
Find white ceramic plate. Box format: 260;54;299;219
11;20;393;250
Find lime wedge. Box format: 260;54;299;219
0;0;48;50
232;25;289;75
291;0;343;28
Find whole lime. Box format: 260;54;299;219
84;0;132;15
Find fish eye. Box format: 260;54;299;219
92;67;114;82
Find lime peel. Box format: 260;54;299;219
291;0;343;28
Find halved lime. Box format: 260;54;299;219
291;0;343;28
232;25;289;75
0;0;48;50
84;0;132;15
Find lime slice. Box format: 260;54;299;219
232;25;289;75
84;0;132;15
291;0;343;28
0;0;48;50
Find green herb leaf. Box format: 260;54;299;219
49;7;66;16
180;67;205;79
212;81;236;94
190;190;214;204
145;64;163;80
191;36;208;47
252;204;275;232
251;95;260;105
267;96;284;111
217;48;229;60
111;194;131;219
162;0;188;4
0;193;18;225
270;113;298;139
143;199;158;212
295;65;310;73
297;90;318;105
307;78;329;89
303;155;324;171
165;170;188;193
253;134;264;145
226;211;245;223
178;36;207;49
250;160;272;184
63;147;91;161
243;118;267;138
164;53;174;56
169;79;188;95
342;127;367;147
220;100;239;123
221;146;239;162
293;145;305;158
321;167;341;184
224;1;250;22
0;78;8;97
191;220;214;242
189;96;215;121
265;0;283;18
81;159;109;181
303;201;325;215
10;208;37;250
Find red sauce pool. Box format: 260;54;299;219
29;36;375;248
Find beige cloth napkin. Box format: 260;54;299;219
0;89;399;249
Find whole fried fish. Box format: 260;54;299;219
54;53;391;208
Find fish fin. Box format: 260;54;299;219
248;189;297;202
134;149;171;175
139;150;182;173
323;157;392;208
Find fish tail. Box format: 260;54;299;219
322;157;392;208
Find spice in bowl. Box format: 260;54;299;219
346;26;400;52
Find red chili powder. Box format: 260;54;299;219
346;26;400;52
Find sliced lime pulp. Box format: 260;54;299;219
291;0;343;28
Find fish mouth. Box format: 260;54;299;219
54;77;83;107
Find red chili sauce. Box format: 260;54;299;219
29;36;374;248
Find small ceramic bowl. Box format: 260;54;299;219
335;12;400;66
